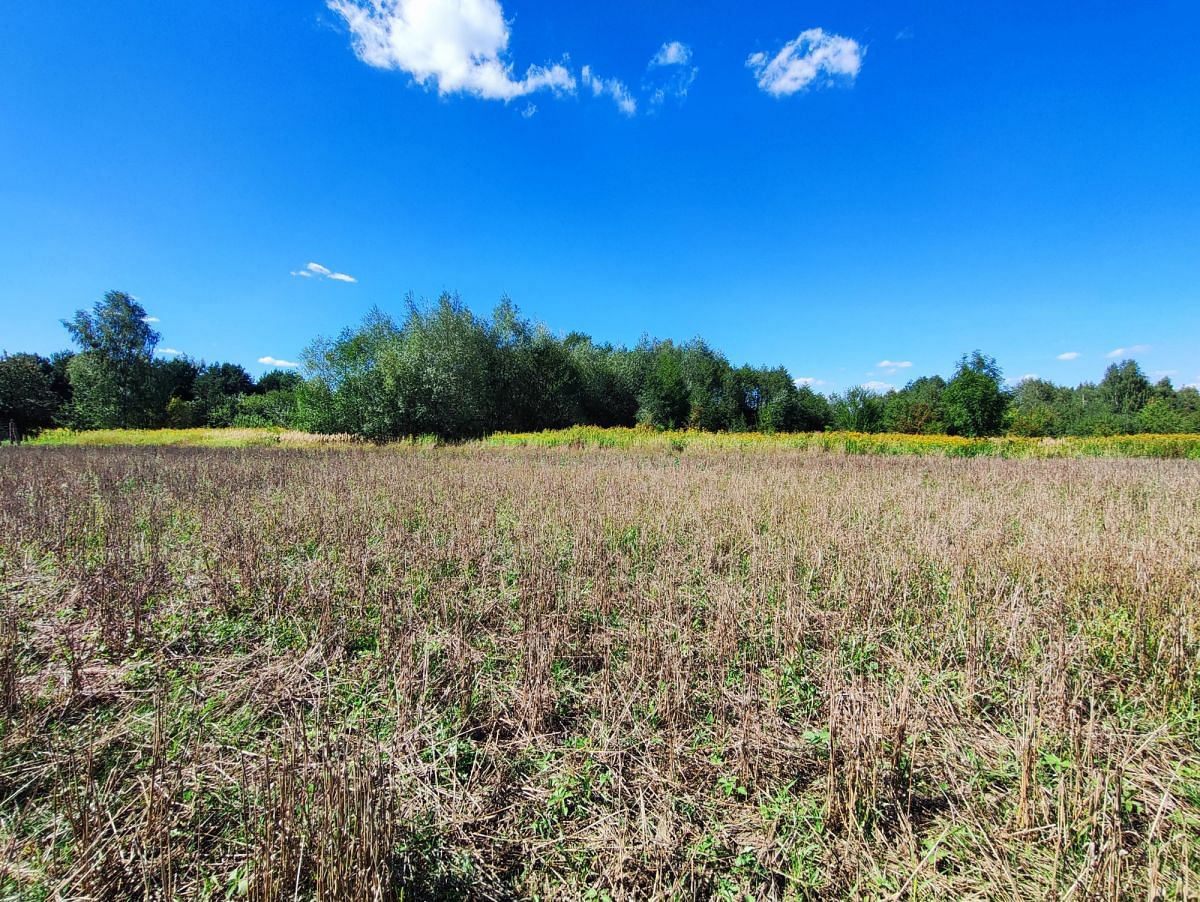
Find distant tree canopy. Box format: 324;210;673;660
0;353;61;441
3;288;1199;442
294;295;834;440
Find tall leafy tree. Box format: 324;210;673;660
830;386;887;432
1098;360;1152;417
942;351;1007;437
62;291;160;427
0;353;60;441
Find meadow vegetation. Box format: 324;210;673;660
5;290;1200;445
1;443;1198;898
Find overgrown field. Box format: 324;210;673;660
487;426;1200;459
1;445;1198;899
25;425;1200;459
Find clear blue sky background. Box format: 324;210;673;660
2;1;1197;390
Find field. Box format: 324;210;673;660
27;425;1200;458
1;443;1198;899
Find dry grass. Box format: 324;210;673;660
1;444;1198;899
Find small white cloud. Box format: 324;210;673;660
258;356;300;369
861;380;894;393
644;41;698;108
876;360;912;369
747;28;864;97
156;348;180;357
521;102;537;118
895;27;914;41
1007;374;1039;385
1056;351;1081;361
581;65;636;116
1106;344;1151;358
328;0;575;103
651;41;692;67
142;316;160;323
293;262;357;283
794;377;826;388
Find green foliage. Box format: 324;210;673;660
830;386;886;432
1099;360;1152;416
883;376;946;434
0;353;60;441
12;288;1200;441
62;291;160;428
942;351;1007;437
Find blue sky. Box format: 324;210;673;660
2;1;1198;390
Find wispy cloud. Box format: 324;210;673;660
327;0;575;103
156;348;180;357
291;261;357;283
142;316;160;324
1006;373;1039;385
652;41;691;67
258;356;300;369
794;377;826;388
861;380;894;393
520;102;537;119
747;28;864;97
877;359;912;369
645;41;698;108
1106;344;1151;358
1056;351;1081;361
580;65;636;116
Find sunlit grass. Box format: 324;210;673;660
486;425;1200;458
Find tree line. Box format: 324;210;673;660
2;289;1198;441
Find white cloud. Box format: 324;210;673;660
747;28;864;97
877;359;912;369
1106;344;1151;358
581;65;636;116
861;380;894;393
645;41;698;107
292;262;357;283
1056;351;1081;361
651;41;692;67
327;0;575;102
521;102;537;118
258;356;300;369
794;377;826;388
1006;373;1039;385
142;316;160;323
156;348;180;357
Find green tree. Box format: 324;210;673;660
257;369;303;393
62;290;160;427
195;362;255;426
830;386;887;432
941;351;1007;437
1098;360;1152;417
637;342;690;429
883;376;947;434
0;353;60;441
